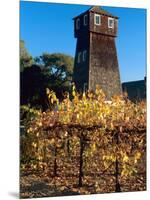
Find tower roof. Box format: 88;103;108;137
73;6;119;20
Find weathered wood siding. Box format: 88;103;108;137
74;12;89;38
89;33;122;98
73;34;90;92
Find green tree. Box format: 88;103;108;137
35;53;74;88
20;40;33;72
21;53;74;110
20;64;50;110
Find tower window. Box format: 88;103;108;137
83;50;87;62
76;18;80;30
84;15;88;26
108;18;114;28
77;52;82;63
94;14;101;25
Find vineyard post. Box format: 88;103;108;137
37;138;40;171
43;138;47;170
115;131;121;192
53;145;58;177
78;132;84;187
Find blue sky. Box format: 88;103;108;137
20;1;146;83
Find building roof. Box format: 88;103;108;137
73;6;119;20
122;79;146;87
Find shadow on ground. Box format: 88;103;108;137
20;181;80;199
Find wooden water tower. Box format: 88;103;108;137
73;6;122;98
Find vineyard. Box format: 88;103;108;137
20;86;146;198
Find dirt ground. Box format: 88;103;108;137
20;169;146;199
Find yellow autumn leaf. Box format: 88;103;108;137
135;152;141;160
36;132;39;137
134;159;137;164
111;155;116;162
125;116;130;122
50;138;55;144
27;127;32;133
38;156;43;161
46;88;50;94
104;161;109;168
110;122;114;130
72;90;76;97
83;92;86;99
102;155;106;160
76;114;79;119
51;98;54;104
123;154;129;162
92;143;96;151
121;167;130;176
32;142;37;148
38;122;42;127
33;165;37;169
